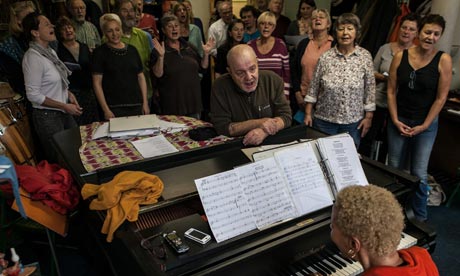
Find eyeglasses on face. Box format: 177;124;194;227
259;21;274;27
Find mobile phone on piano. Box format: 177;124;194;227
163;231;189;254
184;228;211;245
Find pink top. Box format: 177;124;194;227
248;37;290;98
300;36;333;96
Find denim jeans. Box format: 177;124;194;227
32;108;77;163
387;116;439;221
313;118;362;147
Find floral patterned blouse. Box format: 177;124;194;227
305;46;376;124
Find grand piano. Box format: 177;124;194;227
52;125;436;276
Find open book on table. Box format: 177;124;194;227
194;133;368;243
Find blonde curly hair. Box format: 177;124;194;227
334;185;405;257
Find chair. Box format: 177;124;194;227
0;182;62;276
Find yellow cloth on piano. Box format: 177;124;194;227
81;171;164;242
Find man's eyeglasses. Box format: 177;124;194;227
408;70;416;89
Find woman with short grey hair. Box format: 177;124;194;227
304;13;375;147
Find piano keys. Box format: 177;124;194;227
280;232;418;276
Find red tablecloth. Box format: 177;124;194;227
79;115;233;172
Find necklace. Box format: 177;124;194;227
107;43;128;56
313;35;328;49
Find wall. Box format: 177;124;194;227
431;0;460;89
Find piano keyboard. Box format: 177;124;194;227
279;232;418;276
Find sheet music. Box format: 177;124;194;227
130;135;178;158
235;158;297;229
195;171;256;243
317;134;368;194
274;143;334;216
92;122;109;140
252;141;300;162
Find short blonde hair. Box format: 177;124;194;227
9;1;36;35
100;13;122;34
312;9;331;30
334;185;405;257
257;11;276;26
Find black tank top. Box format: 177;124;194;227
396;49;443;120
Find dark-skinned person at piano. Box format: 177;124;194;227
330;185;439;276
210;44;292;146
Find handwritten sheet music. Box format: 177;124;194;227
235;158;297;229
195;171;256;243
274;143;334;216
317;134;368;193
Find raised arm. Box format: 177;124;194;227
200;37;215;69
151;39;165;77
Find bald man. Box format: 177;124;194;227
210;45;291;146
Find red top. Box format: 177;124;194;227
364;246;439;276
137;13;159;38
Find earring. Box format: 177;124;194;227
347;248;356;259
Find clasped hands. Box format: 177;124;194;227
65;92;82;116
243;118;279;146
395;121;426;137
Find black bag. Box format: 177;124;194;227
188;127;218;141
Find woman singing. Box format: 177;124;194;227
387;14;452;222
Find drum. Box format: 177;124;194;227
0;94;35;158
0;104;36;166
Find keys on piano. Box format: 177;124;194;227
281;232;418;276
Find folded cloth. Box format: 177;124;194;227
81;171;164;242
15;160;80;215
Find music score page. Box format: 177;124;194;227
316;134;368;195
195;171;256;243
274;143;334;216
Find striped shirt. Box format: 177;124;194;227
248;37;290;98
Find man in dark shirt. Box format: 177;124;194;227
268;0;290;39
210;44;292;146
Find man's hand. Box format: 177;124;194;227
260;118;279;135
243;128;268;146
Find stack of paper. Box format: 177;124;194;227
91;114;187;140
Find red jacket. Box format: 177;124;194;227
364;246;439;276
15;161;79;215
